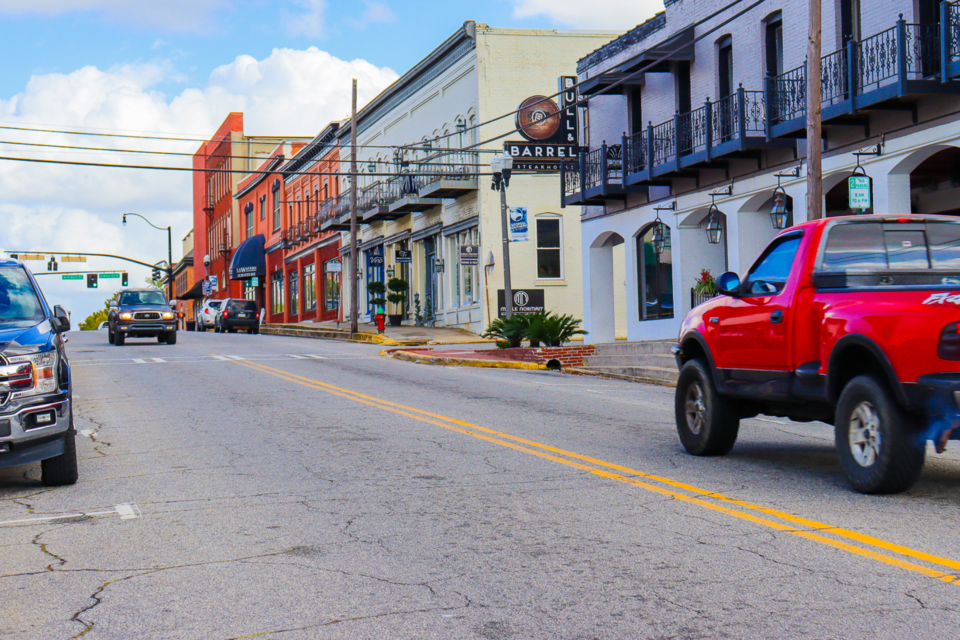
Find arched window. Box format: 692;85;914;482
637;223;674;320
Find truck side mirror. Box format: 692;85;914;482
52;305;71;333
716;271;741;297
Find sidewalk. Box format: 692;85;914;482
384;347;546;370
260;319;492;346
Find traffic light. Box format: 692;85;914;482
46;258;57;272
151;268;161;280
86;273;98;289
121;272;128;286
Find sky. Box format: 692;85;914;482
0;0;664;323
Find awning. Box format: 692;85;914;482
229;233;266;280
612;26;695;75
580;72;645;96
176;279;206;300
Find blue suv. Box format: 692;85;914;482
0;259;77;485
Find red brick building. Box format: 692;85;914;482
192;113;309;303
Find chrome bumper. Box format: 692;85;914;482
0;395;72;468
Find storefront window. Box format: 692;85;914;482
272;190;281;231
324;261;341;311
304;263;317;311
289;270;299;316
637;224;674;320
536;218;562;279
271;272;284;315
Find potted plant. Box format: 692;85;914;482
386;278;409;326
367;281;387;312
693;269;716;296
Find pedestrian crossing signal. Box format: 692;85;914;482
86;273;98;289
121;272;128;286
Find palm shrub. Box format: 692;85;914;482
367;280;387;307
527;312;587;347
482;314;530;349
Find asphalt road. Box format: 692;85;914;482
3;329;960;639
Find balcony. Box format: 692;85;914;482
359;182;391;223
382;175;442;215
768;15;960;138
561;143;646;207
319;194;349;231
415;151;479;198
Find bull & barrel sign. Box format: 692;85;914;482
504;77;579;172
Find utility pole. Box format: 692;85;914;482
806;0;823;220
349;79;359;334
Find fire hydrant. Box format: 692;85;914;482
374;306;386;334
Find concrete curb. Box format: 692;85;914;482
564;366;677;387
387;349;546;370
260;325;398;345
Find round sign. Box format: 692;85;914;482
514;291;529;307
516;96;561;141
510;209;525;222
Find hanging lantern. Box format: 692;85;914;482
770;188;790;230
652;220;666;254
706;211;723;244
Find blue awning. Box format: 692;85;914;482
229;234;266;280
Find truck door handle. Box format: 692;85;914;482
770;310;783;324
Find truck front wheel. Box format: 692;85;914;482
675;359;740;456
835;375;924;494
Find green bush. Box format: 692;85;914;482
529;313;587;346
482;314;530;349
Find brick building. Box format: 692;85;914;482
568;0;960;342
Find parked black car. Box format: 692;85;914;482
108;288;177;345
215;299;260;334
0;258;77;486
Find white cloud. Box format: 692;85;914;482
0;0;229;32
348;1;397;28
0;49;398;322
510;0;664;29
284;0;327;38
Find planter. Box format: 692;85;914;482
388;314;403;327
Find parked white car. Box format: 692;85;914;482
97;321;108;330
196;300;224;331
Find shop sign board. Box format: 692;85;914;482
509;207;528;242
395;250;412;264
460;244;479;266
326;261;342;273
202;281;212;296
208;275;218;288
250;276;259;286
848;175;872;210
505;76;579;172
497;289;545;317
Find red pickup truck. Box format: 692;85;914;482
672;214;960;494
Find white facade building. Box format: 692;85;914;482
327;22;620;333
570;0;960;342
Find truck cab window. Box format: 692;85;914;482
746;235;801;295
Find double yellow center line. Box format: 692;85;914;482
238;358;960;586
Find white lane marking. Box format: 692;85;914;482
132;358;147;364
115;503;141;520
79;429;95;437
304;354;327;359
756;417;789;424
151;358;167;363
225;355;245;361
288;355;308;359
212;355;231;361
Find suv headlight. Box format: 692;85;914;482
8;351;58;396
162;311;175;320
119;312;133;320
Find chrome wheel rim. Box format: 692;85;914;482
849;401;882;468
685;381;706;435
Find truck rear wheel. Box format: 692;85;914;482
675;359;740;456
835;375;924;494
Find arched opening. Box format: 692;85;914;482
679;208;727;311
909;147;960;215
588;232;627;343
737;191;793;270
636;223;673;320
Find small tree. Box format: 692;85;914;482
386;278;409;310
367;280;387;307
483;314;530;349
526;313;587;347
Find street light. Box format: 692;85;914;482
122;213;173;300
491;153;515;318
706;194;723;245
770;190;790;230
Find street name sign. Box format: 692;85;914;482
61;274;83;280
848;175;872;210
99;273;120;278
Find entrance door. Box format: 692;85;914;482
366;247;384;317
423;236;436;316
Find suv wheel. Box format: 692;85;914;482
108;328;114;345
166;332;177;345
157;335;167;344
41;433;78;486
675;359;740;456
114;332;125;346
835;375;925;494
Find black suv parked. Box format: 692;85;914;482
108;288;177;345
0;259;77;486
215;299;260;334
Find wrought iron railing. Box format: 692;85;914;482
581;148;604;191
821;48;849;105
335;190;353;219
711;93;738;144
624;130;647;174
318;197;336;223
950;2;960;62
857;25;899;92
415;150;478;189
904;22;941;79
359;182;382;211
677;105;707;156
650;119;675;168
769;65;805;124
561;159;581;197
691;289;719;308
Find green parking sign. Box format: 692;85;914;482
848;175;872;211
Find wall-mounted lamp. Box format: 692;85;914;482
770;168;798;230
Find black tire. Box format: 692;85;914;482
157;335;167;344
228;327;237;334
835;375;925;494
252;325;259;335
108;329;114;345
675;359;740;456
41;434;78;486
166;332;177;345
114;332;125;346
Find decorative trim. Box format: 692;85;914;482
384;230;411;245
359;236;385;251
441;215;479;237
578;12;667;73
411;223;443;242
271;179;281;192
244;202;254;213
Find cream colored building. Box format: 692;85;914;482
328;22;619;332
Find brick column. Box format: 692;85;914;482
313;246;322;321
